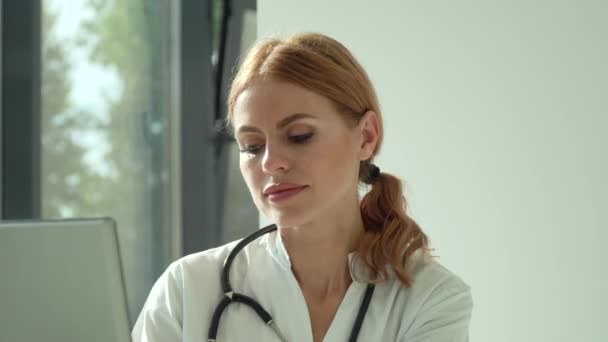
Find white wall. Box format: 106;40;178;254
257;1;607;341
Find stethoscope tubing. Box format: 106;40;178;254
207;224;375;342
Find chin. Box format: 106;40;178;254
270;214;300;228
267;208;312;228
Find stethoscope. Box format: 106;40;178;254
208;224;375;342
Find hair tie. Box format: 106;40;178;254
365;164;381;184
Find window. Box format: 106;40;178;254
41;0;174;321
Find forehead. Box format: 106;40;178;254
232;78;338;130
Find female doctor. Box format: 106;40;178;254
132;33;472;342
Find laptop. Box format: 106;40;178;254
0;218;131;342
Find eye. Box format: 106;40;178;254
239;144;263;154
238;133;314;155
289;132;314;143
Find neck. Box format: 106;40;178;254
279;202;364;301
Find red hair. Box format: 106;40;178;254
226;33;432;287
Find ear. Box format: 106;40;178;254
357;110;380;161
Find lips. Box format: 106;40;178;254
263;183;307;196
264;185;307;202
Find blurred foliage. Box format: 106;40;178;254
41;7;109;216
41;0;172;321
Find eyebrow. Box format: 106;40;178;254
235;112;318;134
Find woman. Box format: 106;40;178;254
133;33;472;342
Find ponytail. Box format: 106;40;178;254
353;163;432;288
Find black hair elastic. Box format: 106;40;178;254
365;164;381;184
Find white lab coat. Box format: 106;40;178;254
132;230;473;341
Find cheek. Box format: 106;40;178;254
321;135;357;163
239;157;259;189
309;139;358;182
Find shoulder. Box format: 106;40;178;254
132;239;247;340
409;254;471;299
396;253;473;340
137;239;244;303
175;239;241;276
380;251;471;300
159;237;264;298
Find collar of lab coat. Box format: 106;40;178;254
259;229;384;283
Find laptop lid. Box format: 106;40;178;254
0;218;131;342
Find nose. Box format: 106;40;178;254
261;139;290;176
